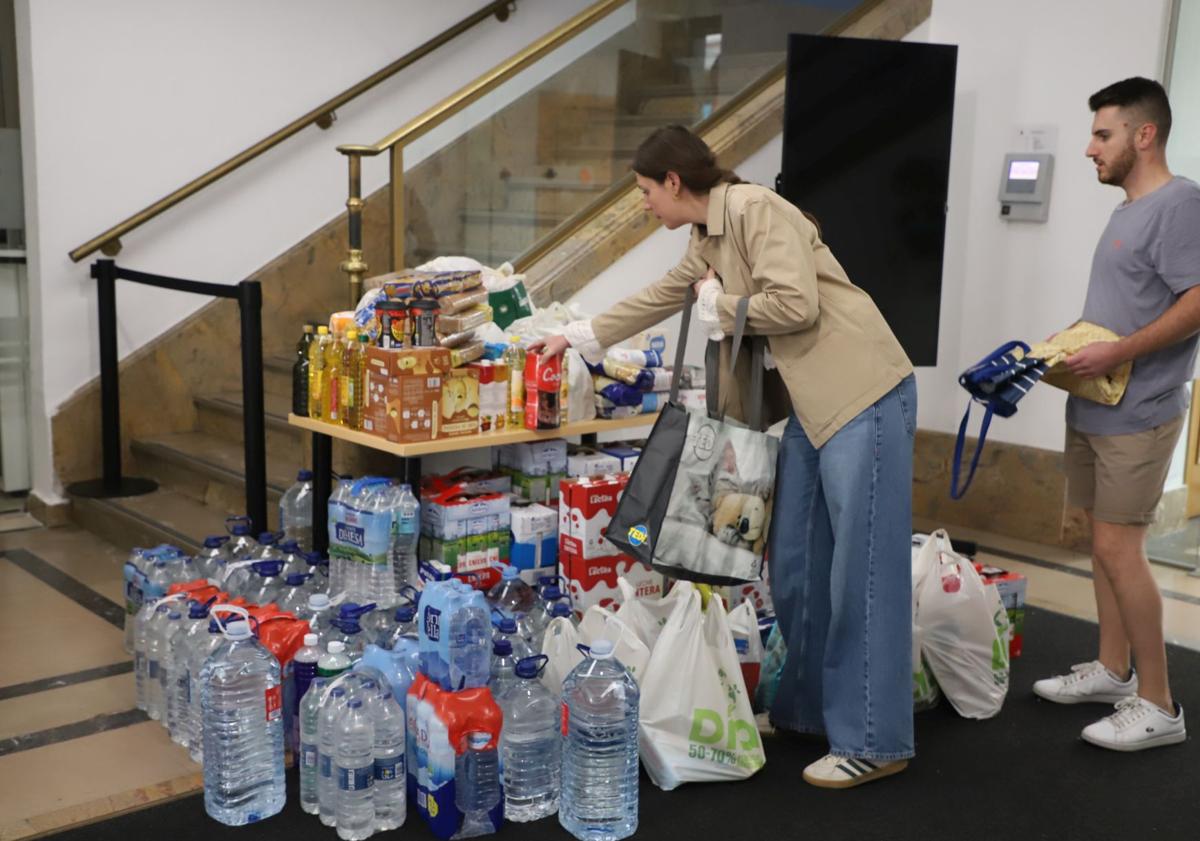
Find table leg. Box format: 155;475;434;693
312;431;332;555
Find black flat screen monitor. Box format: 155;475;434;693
779;33;957;366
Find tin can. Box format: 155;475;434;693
375;301;408;348
409;299;439;347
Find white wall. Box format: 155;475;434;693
14;0;603;500
569;0;1177;459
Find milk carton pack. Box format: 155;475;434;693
560;550;662;620
599;444;641;472
558;474;628;559
510;502;557;572
566;449;622;478
420;488;511;588
496;439;568;476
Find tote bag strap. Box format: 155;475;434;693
950;400;994;500
668;285;697;405
705;298;763;427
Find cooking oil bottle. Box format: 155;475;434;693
322;327;345;425
340;329;365;430
307;326;330;420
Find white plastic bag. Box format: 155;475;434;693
615;579;695;652
577;605;651;685
726;599;765;700
915;535;1009;719
540;616;583;696
639;589;765;789
507;301;589;341
564;348;596;423
910;532;944;709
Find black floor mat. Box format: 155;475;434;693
50;607;1198;840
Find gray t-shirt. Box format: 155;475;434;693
1067;176;1200;435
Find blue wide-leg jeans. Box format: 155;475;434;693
768;374;916;761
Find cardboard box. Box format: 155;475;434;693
524;353;562;430
422;468;512;498
567;450;622;478
559;474;629;560
439;367;480;438
470;360;509;434
363;346;450;443
561;549;663;620
510;502;558;571
518;565;557;587
505;469;566;505
975;563;1028;658
599;444;640;472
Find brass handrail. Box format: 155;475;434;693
336;0;630;300
67;0;515;263
512;0;891;274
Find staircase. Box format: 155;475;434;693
62;0;932;554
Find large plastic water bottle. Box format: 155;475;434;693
327;475;356;595
302;552;330;594
200;606;286;826
299;677;327;814
278;540;306;578
223;518;261;562
336;698;376;840
502;655;560;822
382;604;418;649
169;599;213;746
370;690;406;830
494;613;534;661
245;560;285;607
193;536;229;581
133;595;182;710
523;585;565;644
144;601;183;720
158;610;186;733
487;566;537;618
448;582;490;691
123;547;151;652
186;615;229;763
455;731;501;838
280;469;315;551
220;559;258;600
319;685;349;826
559;640;639;841
393;484;420;592
327;603;377;661
277;573;313;613
298;592;335;637
489;638;518;701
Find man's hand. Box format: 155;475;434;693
1065;341;1126;379
527;334;569;363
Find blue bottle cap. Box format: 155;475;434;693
515;655;548;680
493;638;513;657
332;687;346;697
252;560;284;577
542;586;563;601
168;611;182;620
203;535;227;549
285;573;309;586
279;540;300;554
497;616;518;634
348;698;362;709
257;532;277;545
230;524;250;536
501;566;519;580
550;602;572;619
394;605;416;623
189;601;210;619
297;469;314;481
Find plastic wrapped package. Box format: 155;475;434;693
595;392;666;418
449;341;486;368
328;311;355;336
594;376;645;407
438;304;492;334
591;359;673;392
439;288;489;315
438;328;477;349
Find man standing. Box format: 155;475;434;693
1032;77;1199;750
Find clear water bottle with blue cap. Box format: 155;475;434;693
253;531;283;563
278;539;305;578
245;560;286;606
319;685;350;826
487;565;537;617
143;598;187;720
548;601;577;627
299;591;335;638
502;655;560;822
493;612;534;661
489;638;519;702
559;639;639;841
392;483;420;592
169;598;215;747
280;468;315;551
159;609;188;734
200;605;286;826
328;603;377;661
299;676;327;814
133;593;186;710
186;613;229;763
222;516;260;562
303;553;330;594
193;536;229;581
335;697;376;840
369;689;406;830
379;603;418;649
523;585;565;644
277;572;314;613
448;581;490;691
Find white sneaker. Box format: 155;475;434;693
802;753;908;789
1081;697;1186;752
1032;661;1137;705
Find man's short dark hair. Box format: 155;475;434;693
1089;77;1172;145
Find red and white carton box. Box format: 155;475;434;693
558;474;629;560
561;549;663;620
974;562;1028;658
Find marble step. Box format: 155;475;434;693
131;430;297;523
71;486;229;555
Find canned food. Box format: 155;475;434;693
409;299;439;347
375;301;408;349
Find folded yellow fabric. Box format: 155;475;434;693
1023;321;1130;406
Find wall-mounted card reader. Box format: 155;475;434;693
998;153;1054;222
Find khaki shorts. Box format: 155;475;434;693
1064;415;1184;525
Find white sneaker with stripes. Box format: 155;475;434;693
1081;696;1187;752
802;753;908;788
1032;660;1138;705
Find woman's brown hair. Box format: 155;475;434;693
632;124;742;192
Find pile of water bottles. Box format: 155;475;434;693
327;476;420;606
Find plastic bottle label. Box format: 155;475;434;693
374;755;402;781
301;742;318;769
337;764;374;791
561;702;569;737
320;754;333;778
264;685;282;722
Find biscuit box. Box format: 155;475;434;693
439;366;481;438
974;563;1028;657
559;474;629;560
363;346;451;443
561;549;663;620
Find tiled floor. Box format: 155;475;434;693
2;520;1199;840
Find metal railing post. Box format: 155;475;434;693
237;280;268;534
340;149;369;310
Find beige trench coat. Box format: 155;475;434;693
591;182;913;447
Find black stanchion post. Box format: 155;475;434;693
67;260;157;499
312;432;332;555
238;280;268;535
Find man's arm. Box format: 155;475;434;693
1067;285;1200;378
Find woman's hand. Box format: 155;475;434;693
692;265;719;297
527;334;570;363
